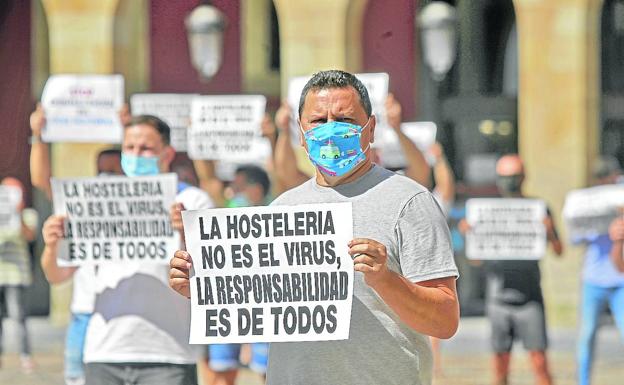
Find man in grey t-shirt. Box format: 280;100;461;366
169;70;459;385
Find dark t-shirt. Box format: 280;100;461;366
484;207;556;305
485;260;543;304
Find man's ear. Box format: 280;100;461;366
298;119;306;149
369;115;376;144
161;145;176;171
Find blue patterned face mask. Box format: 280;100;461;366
301;119;371;177
121;153;160;177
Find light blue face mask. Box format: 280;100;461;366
227;194;251;208
301;119;371;177
121;153;160;177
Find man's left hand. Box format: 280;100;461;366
348;238;392;287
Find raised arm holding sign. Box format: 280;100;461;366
41;74;124;143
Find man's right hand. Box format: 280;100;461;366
42;215;65;248
170;202;185;233
274;100;292;135
30;103;45;137
169;250;193;298
385;93;402;132
609;217;624;242
458;218;471;235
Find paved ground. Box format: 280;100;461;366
1;317;622;384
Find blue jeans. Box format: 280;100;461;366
208;343;269;374
577;283;624;385
0;286;30;356
65;313;92;381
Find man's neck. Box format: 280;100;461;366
315;160;374;187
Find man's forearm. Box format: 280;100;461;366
274;133;308;190
396;132;431;188
611;240;624;273
371;272;459;339
193;160;225;207
41;246;76;284
433;157;455;203
30;141;52;200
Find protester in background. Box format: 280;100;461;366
42;115;212;385
460;155;562;385
0;177;36;373
30;104;123;385
200;165;271;385
573;156;624;385
171;155;200;188
170;70;459;385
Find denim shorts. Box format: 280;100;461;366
206;343;268;374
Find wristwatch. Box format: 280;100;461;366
28;135;42;145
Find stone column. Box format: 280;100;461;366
513;0;603;326
40;0;120;324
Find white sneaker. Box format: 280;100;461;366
65;377;86;385
20;355;35;374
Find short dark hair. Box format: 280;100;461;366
235;165;271;197
593;155;621;179
125;115;171;145
97;148;121;161
298;70;372;118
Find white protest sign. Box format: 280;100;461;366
130;93;197;152
466;198;547;260
41;74;124;143
287;73;390;145
562;184;624;240
0;186;22;233
188;95;268;162
182;202;354;344
51;174;179;265
377;121;437;169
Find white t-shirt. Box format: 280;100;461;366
83;185;213;364
71;266;96;314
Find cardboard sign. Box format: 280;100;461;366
563;184;624;240
130;93;197;152
182;202;354;344
287;73;390;145
377;122;437;169
187;95;268;161
51;174;179;265
41;74;124;143
466;198;547;260
0;186;22;233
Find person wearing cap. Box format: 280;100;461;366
460;154;562;385
575;156;624;385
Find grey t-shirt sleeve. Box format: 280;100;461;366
395;191;459;282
